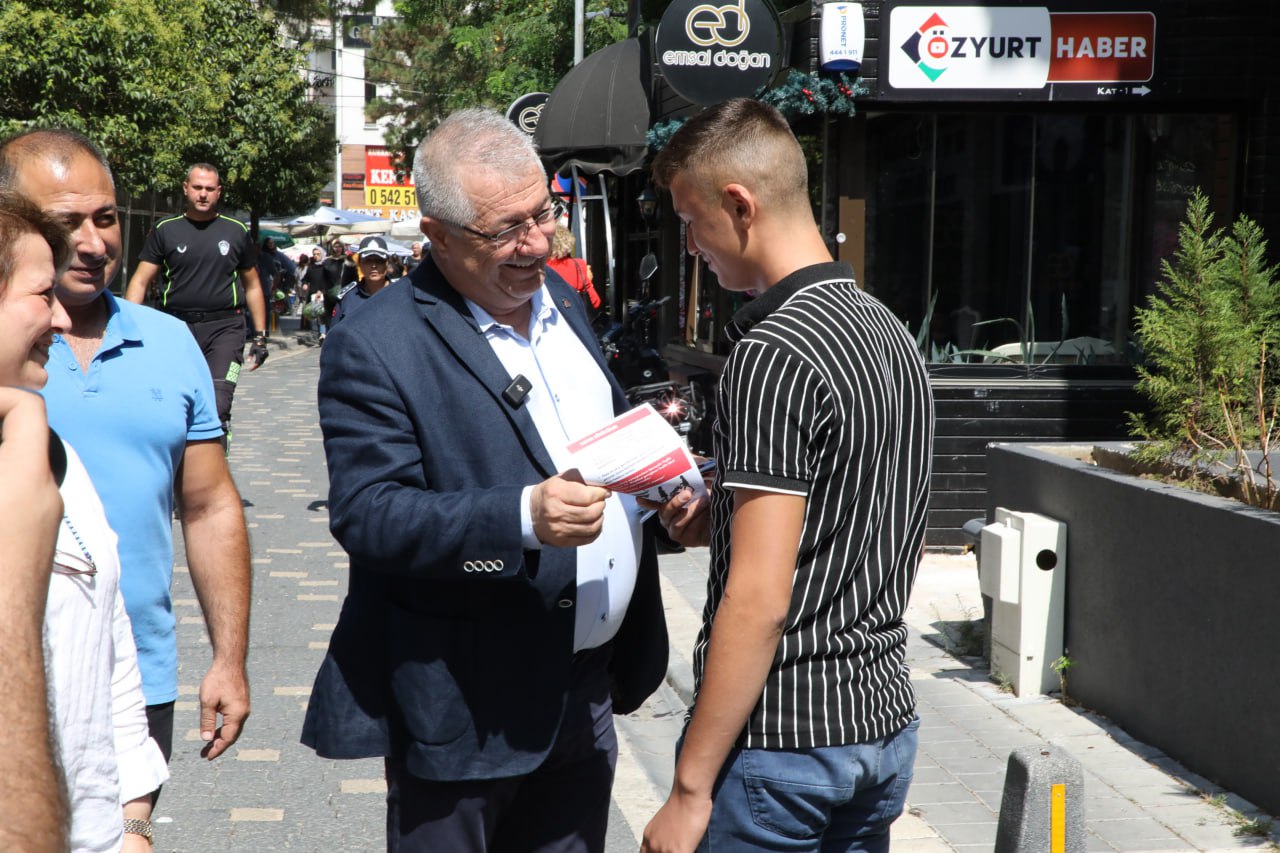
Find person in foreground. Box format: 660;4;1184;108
301;107;667;853
0;190;169;851
641;99;936;853
0;386;71;852
0;129;252;774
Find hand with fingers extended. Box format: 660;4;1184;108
531;470;611;548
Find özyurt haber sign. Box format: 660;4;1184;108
887;6;1155;93
656;0;784;105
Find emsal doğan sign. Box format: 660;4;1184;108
656;0;784;105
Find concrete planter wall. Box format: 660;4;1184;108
985;442;1280;815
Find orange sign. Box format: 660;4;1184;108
363;147;417;221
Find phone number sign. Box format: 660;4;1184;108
364;147;416;218
364;185;416;208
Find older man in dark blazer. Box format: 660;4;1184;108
301;108;668;852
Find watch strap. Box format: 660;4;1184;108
123;817;153;842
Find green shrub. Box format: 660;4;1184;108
1130;189;1280;507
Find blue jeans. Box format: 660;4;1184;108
692;717;919;853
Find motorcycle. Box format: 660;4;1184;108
597;251;668;387
597;253;712;455
626;379;707;451
598;295;670;387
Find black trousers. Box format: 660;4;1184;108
384;645;618;853
185;315;246;428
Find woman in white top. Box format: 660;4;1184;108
0;191;168;851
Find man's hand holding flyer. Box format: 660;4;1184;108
565;404;707;504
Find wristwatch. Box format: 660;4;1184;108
123;817;153;844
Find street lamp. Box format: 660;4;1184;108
637;185;658;223
575;5;618;64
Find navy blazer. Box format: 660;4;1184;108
301;257;668;782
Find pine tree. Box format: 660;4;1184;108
1131;188;1280;506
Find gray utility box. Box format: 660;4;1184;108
979;509;1067;697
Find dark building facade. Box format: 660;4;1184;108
639;0;1280;547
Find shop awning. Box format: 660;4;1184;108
535;37;652;177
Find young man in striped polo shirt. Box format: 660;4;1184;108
642;98;935;853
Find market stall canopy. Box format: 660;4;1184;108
284;206;391;236
390;215;424;240
534;37;652;177
257;227;295;248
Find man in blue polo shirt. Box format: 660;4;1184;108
0;129;253;791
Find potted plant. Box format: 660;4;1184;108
982;189;1280;815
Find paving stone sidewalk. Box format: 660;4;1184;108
142;328;1280;852
659;548;1280;853
152;336;669;851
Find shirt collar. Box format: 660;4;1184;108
726;261;854;342
98;290;141;354
464;286;559;337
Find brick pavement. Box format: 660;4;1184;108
154;335;673;851
660;548;1280;853
145;329;1280;852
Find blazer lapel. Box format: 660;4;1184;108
411;260;558;477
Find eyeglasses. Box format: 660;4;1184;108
54;515;97;576
450;199;565;247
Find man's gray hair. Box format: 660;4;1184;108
413;108;544;225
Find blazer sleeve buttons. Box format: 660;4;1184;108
463;559;506;573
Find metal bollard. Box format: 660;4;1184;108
995;745;1086;853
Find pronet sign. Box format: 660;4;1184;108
656;0;784;105
887;6;1155;91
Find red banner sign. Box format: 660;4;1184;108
1047;12;1154;83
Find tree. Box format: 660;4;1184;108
1131;189;1280;507
364;0;626;163
183;0;336;227
0;0;204;191
0;0;334;224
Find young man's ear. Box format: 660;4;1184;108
724;183;757;229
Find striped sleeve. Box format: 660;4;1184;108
718;341;829;496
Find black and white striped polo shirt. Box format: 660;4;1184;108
693;261;934;749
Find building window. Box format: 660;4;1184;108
864;111;1238;366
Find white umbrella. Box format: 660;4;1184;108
285;206;392;236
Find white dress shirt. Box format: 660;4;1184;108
50;442;169;852
466;286;642;652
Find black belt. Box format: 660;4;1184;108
163;307;243;323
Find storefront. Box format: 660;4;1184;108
644;0;1278;546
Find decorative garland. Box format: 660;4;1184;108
647;71;869;151
761;70;868;119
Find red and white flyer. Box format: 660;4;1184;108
566;404;706;503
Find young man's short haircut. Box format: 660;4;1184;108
651;98;808;211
